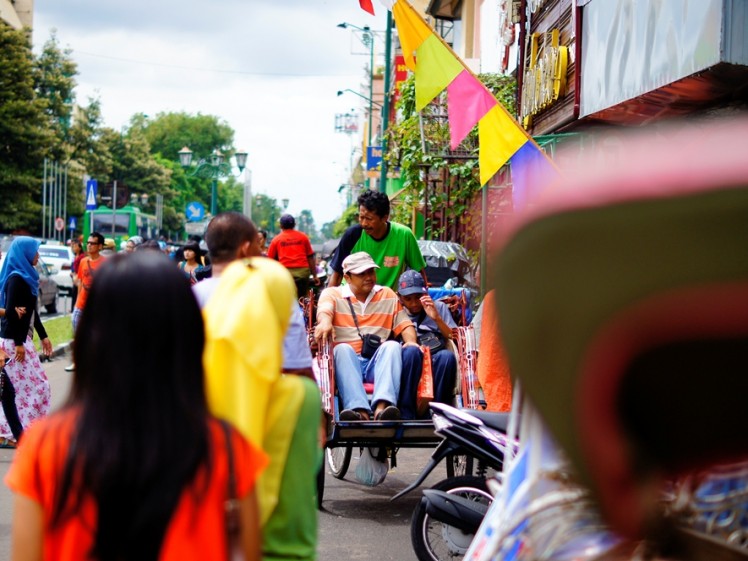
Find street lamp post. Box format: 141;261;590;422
338;22;376;188
337;89;383;110
178;147;248;216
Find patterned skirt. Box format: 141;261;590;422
0;336;51;440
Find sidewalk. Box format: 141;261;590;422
46;340;72;361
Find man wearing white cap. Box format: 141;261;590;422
315;251;421;421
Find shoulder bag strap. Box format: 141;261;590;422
81;258;93;291
345;297;364;340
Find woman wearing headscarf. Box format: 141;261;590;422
0;237;52;447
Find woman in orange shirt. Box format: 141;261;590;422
5;251;267;561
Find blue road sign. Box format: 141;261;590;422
186;201;206;222
85;179;98;210
69;217;77;231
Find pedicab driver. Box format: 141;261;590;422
314;252;422;421
328;190;428;291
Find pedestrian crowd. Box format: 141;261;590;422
0;193;511;560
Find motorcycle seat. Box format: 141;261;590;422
465;410;515;433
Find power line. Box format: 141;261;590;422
74;50;357;77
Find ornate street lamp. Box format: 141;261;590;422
178;146;248;216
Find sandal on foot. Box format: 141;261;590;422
374;405;401;421
0;438;17;449
339;409;363;421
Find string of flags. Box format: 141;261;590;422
356;0;557;199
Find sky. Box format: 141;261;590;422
32;0;389;227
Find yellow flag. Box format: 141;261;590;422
415;34;464;110
479;106;528;185
393;0;432;70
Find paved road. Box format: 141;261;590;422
0;349;73;559
0;350;445;560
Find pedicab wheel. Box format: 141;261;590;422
316;462;325;509
410;476;492;561
326;445;352;479
446;454;474;478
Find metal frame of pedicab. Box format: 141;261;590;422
304;289;486;492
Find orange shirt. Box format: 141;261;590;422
5;411;267;561
267;229;314;269
74;256;106;311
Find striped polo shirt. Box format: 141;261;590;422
317;284;413;355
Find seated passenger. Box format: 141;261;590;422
314;252;421;421
396;270;458;418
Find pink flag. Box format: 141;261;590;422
447;70;497;150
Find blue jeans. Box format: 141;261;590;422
398;348;457;419
334;340;402;413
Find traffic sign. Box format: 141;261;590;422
186;201;206;222
54;217;65;232
85;179;98;210
68;217;77;231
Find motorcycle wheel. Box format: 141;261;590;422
411;476;492;561
326;445;352;479
446;454;475;478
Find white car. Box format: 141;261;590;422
38;244;75;295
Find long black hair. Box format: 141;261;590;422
53;251;211;561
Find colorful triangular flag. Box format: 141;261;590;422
391;0;557;186
359;0;375;15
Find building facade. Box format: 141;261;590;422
0;0;33;29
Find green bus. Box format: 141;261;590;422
82;205;160;247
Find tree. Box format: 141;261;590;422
139;112;235;162
296;209;319;241
31;32;108;231
252;194;283;235
138;112;243;223
34;31;77;162
320;221;337;241
332;204;358;238
0;23;53;231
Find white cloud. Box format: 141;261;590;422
33;0;387;227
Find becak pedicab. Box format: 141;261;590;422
301;281;486;503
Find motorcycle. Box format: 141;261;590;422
392;402;518;561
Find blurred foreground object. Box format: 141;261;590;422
493;118;748;549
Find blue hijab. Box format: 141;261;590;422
0;237;40;307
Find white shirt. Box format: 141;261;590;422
192;276;312;370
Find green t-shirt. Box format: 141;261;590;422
332;222;426;290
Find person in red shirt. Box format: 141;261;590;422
267;214;319;298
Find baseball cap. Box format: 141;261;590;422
342;252;380;275
398;269;427;296
280;214;295;228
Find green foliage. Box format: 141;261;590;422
320;221;336;241
332;204;359;237
252;194;283;235
137;111;243;227
33;315;72;347
0;32;321;241
0;23;53;231
139;112;236;162
296;209;320;242
385;73;516;235
34;32;77;161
